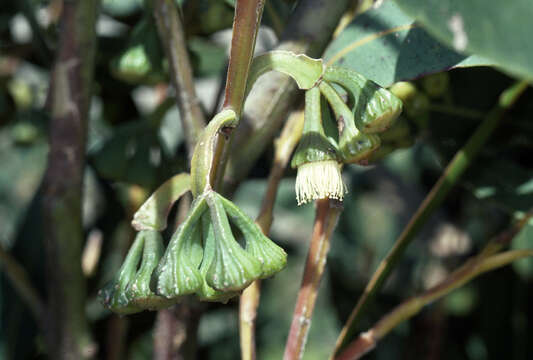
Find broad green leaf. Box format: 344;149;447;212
0;113;47;248
394;0;533;80
324;1;492;87
468;159;533;214
511;219;533;279
188;37;227;77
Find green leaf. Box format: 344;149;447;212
512;219;533;279
132;173;191;231
468;159;533;214
394;0;533;80
324;1;492;87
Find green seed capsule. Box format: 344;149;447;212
196;213;239;303
125;231;175;310
319;81;380;164
218;193;287;278
421;72;450;98
324;66;402;133
204;192;262;292
98;232;145;314
154;196;207;299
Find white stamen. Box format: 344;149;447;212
295;160;346;205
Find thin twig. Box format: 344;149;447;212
240;280;262;360
284;199;343;360
336;216;533;360
222;0;265;115
239;110;304;360
153;0;206;157
0;245;44;323
331;81;529;356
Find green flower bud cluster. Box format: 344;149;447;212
290;65;403;204
99;190;287;314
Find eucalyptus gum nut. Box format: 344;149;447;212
98;231;145;314
319;81;381;164
218;194;287;278
324;66;402;133
196;213;239;303
125;231;175;310
389;82;429;118
404;92;430;118
421;72;450;98
389;81;418;103
154;196;207;299
205;192;262;292
378;116;412;143
338;127;381;164
290;87;340;169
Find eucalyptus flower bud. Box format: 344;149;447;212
291;87;346;205
319;81;380;164
324;66;402;133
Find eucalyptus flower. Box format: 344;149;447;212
291;87;346;205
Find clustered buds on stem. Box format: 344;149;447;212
99;51;405;314
291;64;403;205
100;190;287;313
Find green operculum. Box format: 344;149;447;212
318;81;381;164
323;66;402;133
291;86;345;205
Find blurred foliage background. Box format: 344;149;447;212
0;0;532;359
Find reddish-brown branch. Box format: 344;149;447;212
284;199;343;360
42;1;98;358
222;0;265;115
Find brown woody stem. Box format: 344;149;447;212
284;199;343;360
42;0;99;358
223;0;265;116
239;110;304;360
